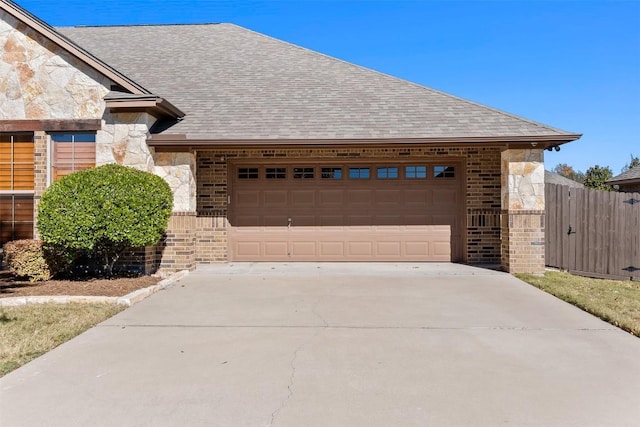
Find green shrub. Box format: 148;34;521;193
37;164;173;276
2;240;67;282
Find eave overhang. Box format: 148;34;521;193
105;94;185;120
147;133;582;149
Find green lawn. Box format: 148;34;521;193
516;271;640;337
0;303;124;376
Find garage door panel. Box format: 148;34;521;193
319;190;343;205
377;241;402;256
235;190;260;207
405;241;430;257
346;189;373;204
264;240;289;257
235;241;261;257
405;189;431;205
376;190;401;204
348;241;374;256
290;241;316;256
433;241;452;257
263;190;288;207
433;188;458;205
291;190;315;206
319;241;345;257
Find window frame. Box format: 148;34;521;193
48;132;97;183
0;133;35;245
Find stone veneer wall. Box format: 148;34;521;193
0;13;110;120
196;146;503;265
501;149;545;273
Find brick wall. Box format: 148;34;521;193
196;146;503;264
158;212;197;272
32;131;47;238
501;211;545;273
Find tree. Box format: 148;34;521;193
552;163;584;183
621;154;640;173
582;165;614;191
37;164;173;276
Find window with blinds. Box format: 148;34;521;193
0;133;34;245
50;132;96;181
0;133;34;191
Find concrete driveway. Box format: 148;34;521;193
2;263;640;427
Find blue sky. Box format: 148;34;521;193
16;0;640;175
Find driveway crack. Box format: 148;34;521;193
311;297;328;327
269;299;326;427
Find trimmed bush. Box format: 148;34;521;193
2;240;66;282
37;164;173;276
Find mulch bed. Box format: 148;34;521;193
0;271;161;298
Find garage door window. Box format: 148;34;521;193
238;167;259;179
405;165;427;179
321;167;342;179
349;167;370;179
377;167;398;179
266;167;286;179
434;166;455;178
293;167;314;179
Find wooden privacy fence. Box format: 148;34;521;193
545;183;640;280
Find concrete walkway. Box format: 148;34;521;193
1;263;639;426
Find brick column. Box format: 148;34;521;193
32;131;48;239
159;212;197;272
500;149;545;274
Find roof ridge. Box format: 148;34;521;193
59;22;222;29
229;23;577;137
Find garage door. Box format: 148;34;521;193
228;161;464;262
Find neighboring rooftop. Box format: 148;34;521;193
57;24;580;141
606;165;640;185
545;170;585;188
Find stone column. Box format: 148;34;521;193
501;149;545;274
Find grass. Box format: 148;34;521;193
516;271;640;337
0;303;124;376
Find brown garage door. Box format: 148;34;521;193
228;161;464;262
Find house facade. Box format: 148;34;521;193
0;0;581;274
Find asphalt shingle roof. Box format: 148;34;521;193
58;24;578;141
607;165;640;184
544;171;585;188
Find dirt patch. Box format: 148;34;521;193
0;271;161;298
